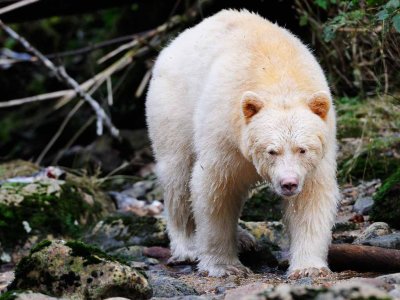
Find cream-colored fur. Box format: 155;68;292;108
146;9;339;278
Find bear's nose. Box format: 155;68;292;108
280;178;299;195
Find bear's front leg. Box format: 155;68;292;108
190;161;252;277
285;167;339;279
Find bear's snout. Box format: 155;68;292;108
280;177;299;196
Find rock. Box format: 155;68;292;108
0;160;39;181
152;296;221;300
147;271;198;298
110;191;163;216
239;221;289;250
0;270;14;292
225;283;270;300
371;168;400;229
122;180;155;200
353;197;374;215
389;289;400;298
109;245;146;262
238;221;287;270
8;240;152;299
84;213;168;251
0;161;114;254
143;246;171;260
360;232;400;249
243;280;390;300
377;272;400;284
242;184;282;222
353;222;392;244
14;291;64;299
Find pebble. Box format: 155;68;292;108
353;197;374;215
353;222;392;244
361;232;400;249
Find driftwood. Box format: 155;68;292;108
329;244;400;272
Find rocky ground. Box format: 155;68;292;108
0;151;400;299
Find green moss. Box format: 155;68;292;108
242;185;282;222
30;240;52;254
65;240;126;266
0;181;106;248
0;290;25;300
370;168;400;229
104;214;161;239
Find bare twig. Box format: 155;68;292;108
0;0;38;15
0;90;71;108
97;15;184;64
0;19;119;137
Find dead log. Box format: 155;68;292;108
329;244;400;272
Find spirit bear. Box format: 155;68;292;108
146;9;339;278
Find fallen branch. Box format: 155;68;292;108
0;19;119;137
0;0;38;16
328;244;400;272
0;90;71;108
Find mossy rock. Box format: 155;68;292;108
242;184;282;222
0;160;114;250
8;240;152;300
84;213;168;251
370;168;400;229
0;160;39;181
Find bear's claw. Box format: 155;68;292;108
288;267;331;279
199;263;253;277
167;254;197;266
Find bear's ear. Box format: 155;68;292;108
307;91;331;120
241;91;264;121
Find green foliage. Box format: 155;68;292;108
313;0;400;40
297;0;400;95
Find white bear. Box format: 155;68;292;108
146;9;339;278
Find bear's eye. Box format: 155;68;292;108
268;150;278;156
299;148;306;154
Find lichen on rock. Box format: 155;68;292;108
8;240;152;300
84;213;168;251
0;160;114;251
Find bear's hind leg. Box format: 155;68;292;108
156;157;197;263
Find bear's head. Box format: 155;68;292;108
240;90;331;198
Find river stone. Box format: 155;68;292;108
377;272;400;284
243;280;390;300
147;271;198;298
353;222;392;244
360;232;400;249
84;213;168;251
353;197;374;215
239;221;289;250
8;240;152;299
